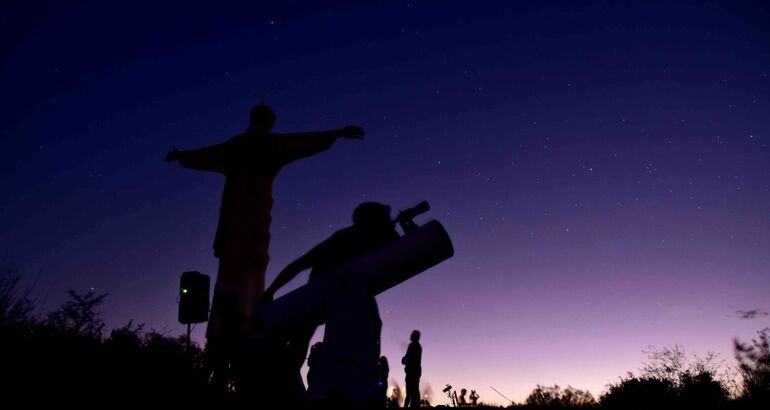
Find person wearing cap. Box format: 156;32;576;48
261;202;400;398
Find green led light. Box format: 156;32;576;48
181;288;188;294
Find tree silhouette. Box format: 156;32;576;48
45;289;106;339
1;282;208;405
525;384;596;408
735;328;770;405
601;346;730;409
0;258;36;329
601;374;676;410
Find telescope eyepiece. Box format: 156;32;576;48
393;201;431;233
394;201;430;224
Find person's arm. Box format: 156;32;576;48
165;143;227;173
262;235;330;302
262;254;313;302
403;343;415;366
277;126;364;163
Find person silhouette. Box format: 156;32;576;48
165;104;363;387
402;329;422;408
459;388;468;406
469;389;479;406
377;356;390;407
263;201;398;300
261;202;400;396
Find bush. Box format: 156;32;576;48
0;286;207;404
0;258;37;330
601;374;676;410
524;384;596;408
735;328;770;405
601;346;731;409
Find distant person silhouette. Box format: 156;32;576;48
378;356;390;406
402;329;422;408
390;385;402;408
459;388;468;406
165;104;363;386
261;202;400;394
469;389;479;406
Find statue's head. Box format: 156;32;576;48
353;202;392;231
249;104;276;133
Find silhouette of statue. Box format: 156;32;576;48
402;329;422;408
165;104;363;386
459;388;468;406
378;356;390;407
469;389;479;406
261;202;400;398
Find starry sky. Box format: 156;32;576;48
1;0;769;405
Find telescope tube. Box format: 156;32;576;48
254;220;454;336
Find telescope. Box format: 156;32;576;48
393;201;430;233
254;220;453;337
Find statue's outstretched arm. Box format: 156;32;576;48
277;126;364;162
167;143;227;173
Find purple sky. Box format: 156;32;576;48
1;1;769;404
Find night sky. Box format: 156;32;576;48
2;0;769;405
